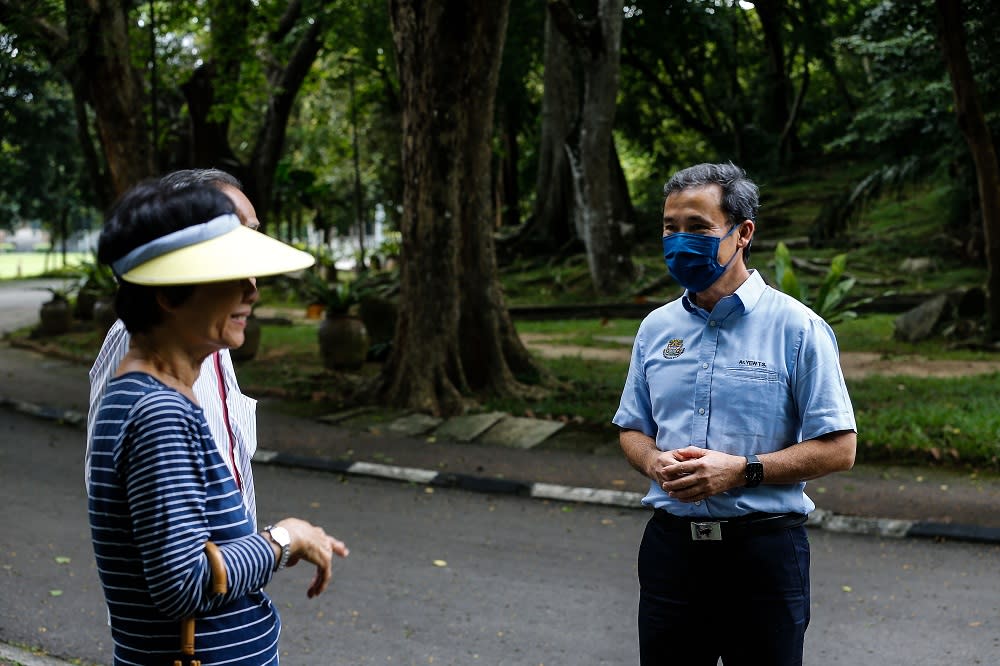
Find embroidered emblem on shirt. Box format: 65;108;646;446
738;359;768;368
663;338;686;359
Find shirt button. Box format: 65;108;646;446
702;363;709;369
709;321;717;327
698;408;706;415
695;500;702;506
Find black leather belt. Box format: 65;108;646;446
652;509;807;541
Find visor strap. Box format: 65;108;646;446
112;214;241;278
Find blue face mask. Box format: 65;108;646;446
662;223;742;293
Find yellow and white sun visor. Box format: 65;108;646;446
111;214;315;286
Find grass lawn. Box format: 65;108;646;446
0;251;91;280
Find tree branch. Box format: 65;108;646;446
270;0;303;43
621;50;717;136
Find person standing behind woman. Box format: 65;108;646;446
86;168;263;527
88;179;348;665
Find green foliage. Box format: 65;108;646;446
810;156;927;242
0;32;95;230
849;373;1000;465
45;281;77;303
773;241;859;324
298;269;359;315
74;255;117;298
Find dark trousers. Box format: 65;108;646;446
637;514;810;666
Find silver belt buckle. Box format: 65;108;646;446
690;521;722;541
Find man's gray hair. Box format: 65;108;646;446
663;162;759;227
160;168;242;191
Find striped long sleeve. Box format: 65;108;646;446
89;373;280;666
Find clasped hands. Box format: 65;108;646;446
650;446;745;503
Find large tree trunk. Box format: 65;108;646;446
248;17;324;219
184;0;325;229
496;101;522;230
65;0;154;197
528;8;578;251
381;0;541;416
936;0;1000;342
754;0;796;162
551;0;634;295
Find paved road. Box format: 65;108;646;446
1;410;998;666
0;278;69;334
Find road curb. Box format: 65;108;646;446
0;642;79;666
4;396;998;545
255;448;999;544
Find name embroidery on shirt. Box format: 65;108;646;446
662;338;686;359
738;359;768;368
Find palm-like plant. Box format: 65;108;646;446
299;269;359;316
772;242;866;325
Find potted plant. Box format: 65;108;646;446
38;284;75;336
230;312;262;362
300;270;370;371
354;269;399;361
75;257;118;333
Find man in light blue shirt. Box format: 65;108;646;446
613;163;856;665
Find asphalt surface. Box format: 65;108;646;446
3;403;1000;666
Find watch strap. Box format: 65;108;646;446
744;454;764;488
263;524;291;572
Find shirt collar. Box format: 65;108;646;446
681;269;766;318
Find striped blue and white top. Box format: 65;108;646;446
87;319;259;528
88;372;280;666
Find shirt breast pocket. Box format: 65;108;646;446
716;365;785;441
724;365;779;383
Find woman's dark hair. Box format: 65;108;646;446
97;179;235;335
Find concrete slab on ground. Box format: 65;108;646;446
376;412;443;437
433;411;507;442
477;416;565;450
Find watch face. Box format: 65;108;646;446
270;526;291;547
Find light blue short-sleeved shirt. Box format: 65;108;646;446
613;270;856;517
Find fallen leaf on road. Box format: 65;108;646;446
49;590;62;597
969;621;982;627
433;560;447;567
841;586;852;593
54;556;70;564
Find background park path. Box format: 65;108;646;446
519;332;1000;379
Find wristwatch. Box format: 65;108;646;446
744;454;764;488
263;525;292;571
